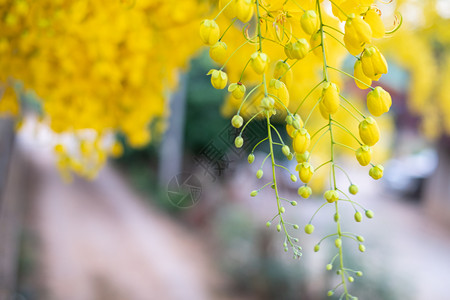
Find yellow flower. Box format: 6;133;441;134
228;82;246;99
250;51;269;74
367;86;392;116
199;19;220;46
358;117;380;146
369;164;384;180
300;10;319;35
321;82;340;114
209;41;228;64
364;8;385;39
361;46;388;80
235;0;254;23
293;128;310;153
290;38;310;60
344;14;372;55
268;79;289;110
207;69;228;89
355;145;372;166
354;60;372;89
296;162;315;183
273;60;293;86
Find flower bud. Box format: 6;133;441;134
344;14;372;55
280;207;285;213
334;213;340;222
250;190;258;197
280;145;290;158
266;221;271;227
284;42;294;59
290;174;297;182
348;276;355;283
359;244;366;252
354;211;362;222
359;117;380;146
296;151;309;163
209;41;227;64
293;224;299;229
287;153;294;160
298;186;312;198
356;271;363;277
297;162;314;183
300;10;319;35
199;19;220;46
327;290;334;297
248;153;255;164
228;82;246;99
291;38;310;60
235;0;254;23
256;169;263;179
364;8;385;39
268;79;289;110
276;224;282;232
314;244;320;252
367;86;392;117
273;60;293;86
354;60;372;90
324;190;339;203
260;96;275;111
349;184;359;195
365;210;374;218
293;128;310;153
291;200;297;206
335;238;342;248
361;46;388;80
304;224;315;234
321;82;340;114
207;69;228;89
357;236;365;242
369;164;384;180
310;31;323;58
326;264;332;271
250;51;269;74
231;115;243;128
234;136;243;148
355;145;372;166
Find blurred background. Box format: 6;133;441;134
1;1;450;300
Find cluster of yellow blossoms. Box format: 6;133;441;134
0;0;208;179
201;0;395;298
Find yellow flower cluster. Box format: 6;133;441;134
200;0;396;298
0;0;208;178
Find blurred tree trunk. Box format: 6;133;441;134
158;73;187;186
0;117;21;299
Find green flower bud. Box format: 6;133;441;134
336;270;342;275
357;235;365;242
300;10;319;35
266;221;271;227
256;169;263;179
234;136;243;148
348;276;355;283
291;201;297;206
349;184;359;195
231;115;243;128
327;290;334;297
287;153;294;160
314;244;320;252
293;224;299;229
286;115;293;125
326;264;332;271
365;210;374;218
304;224;314;234
356;271;363;277
282;145;291;157
292;119;301;130
334;213;340;222
247;153;255;164
276;224;282;232
369;164;384;180
298;186;312;198
280;207;285;213
284;247;288;252
295;151;309;163
359;244;366;252
250;190;258;197
335;238;342;248
354;211;362;222
290;174;297;182
324;190;339;203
